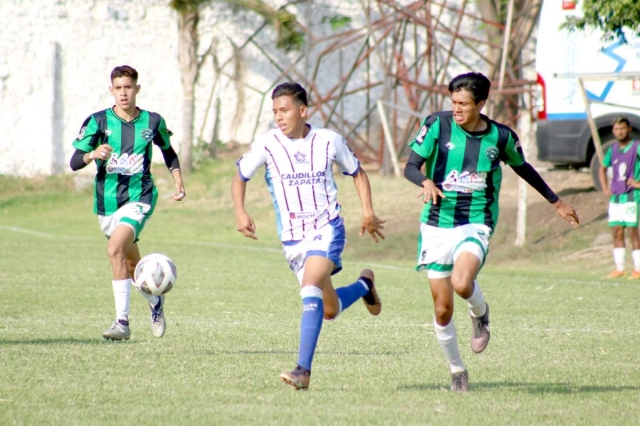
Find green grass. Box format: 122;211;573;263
1;161;639;425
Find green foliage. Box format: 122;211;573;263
561;0;640;43
321;14;352;31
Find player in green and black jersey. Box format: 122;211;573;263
69;65;186;341
404;72;579;392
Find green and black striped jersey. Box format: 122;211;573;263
72;107;173;216
409;111;525;232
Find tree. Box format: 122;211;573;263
561;0;640;43
169;0;304;172
475;0;543;124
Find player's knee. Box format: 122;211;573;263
434;304;453;324
107;244;127;261
323;305;340;320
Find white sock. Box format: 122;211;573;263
613;248;626;271
433;318;465;373
112;279;131;321
136;288;160;307
632;250;640;271
465;281;487;318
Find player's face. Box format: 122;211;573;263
110;76;140;111
451;89;485;128
612;122;631;142
273;95;307;138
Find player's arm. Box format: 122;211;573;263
599;147;612;196
69;115;111;171
231;172;257;240
404;151;444;205
509;162;579;225
405;115;444;205
352;167;385;242
159;146;185;201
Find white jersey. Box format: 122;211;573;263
236;125;360;242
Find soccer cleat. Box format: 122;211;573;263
280;365;310;391
102;319;130;340
450;370;469;392
470;303;490;353
360;269;382;316
629;270;640;280
150;295;166;338
606;270;626;279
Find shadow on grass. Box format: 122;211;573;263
0;338;124;345
399;381;640;394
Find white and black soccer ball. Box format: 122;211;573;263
134;253;177;296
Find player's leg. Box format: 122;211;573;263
102;223;136;340
451;224;491;354
608;200;627;277
417;223;467;391
628;226;640;278
610;225;626;277
429;275;467;392
320;216;380;318
280;255;334;390
127;243;166;337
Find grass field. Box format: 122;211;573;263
1;160;639;425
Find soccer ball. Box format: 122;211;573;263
134;253;177;296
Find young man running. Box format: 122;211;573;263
70;65;186;340
232;82;384;390
404;72;579;391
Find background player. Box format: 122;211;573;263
69;65;186;340
598;116;640;278
404;72;579;391
231;82;385;390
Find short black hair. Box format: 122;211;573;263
111;65;138;83
272;82;308;106
612;116;630;127
448;72;491;103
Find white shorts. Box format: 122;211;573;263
98;202;152;242
282;216;346;285
416;223;491;279
608;201;638;227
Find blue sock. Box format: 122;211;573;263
335;279;369;312
297;286;324;372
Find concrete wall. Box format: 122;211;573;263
0;0;506;176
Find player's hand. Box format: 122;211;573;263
173;182;186;201
235;211;257;240
627;178;640;189
602;187;612;197
419;179;444;205
93;144;113;160
359;213;385;243
553;199;579;226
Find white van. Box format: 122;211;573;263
535;0;640;189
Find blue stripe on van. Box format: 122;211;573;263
547;113;587;120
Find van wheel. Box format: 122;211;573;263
590;139;616;192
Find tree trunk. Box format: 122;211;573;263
177;7;199;173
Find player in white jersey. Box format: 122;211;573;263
232;82;385;391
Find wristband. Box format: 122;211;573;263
90;151;95;160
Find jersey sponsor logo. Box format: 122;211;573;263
289;211;322;220
105;129;112;136
294;151;307;163
141;129;153;141
77;126;87;140
281;171;326;186
106;153;144;176
485;147;499;161
416;125;428;143
616;161;628;181
441;170;487;193
446;141;455;150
